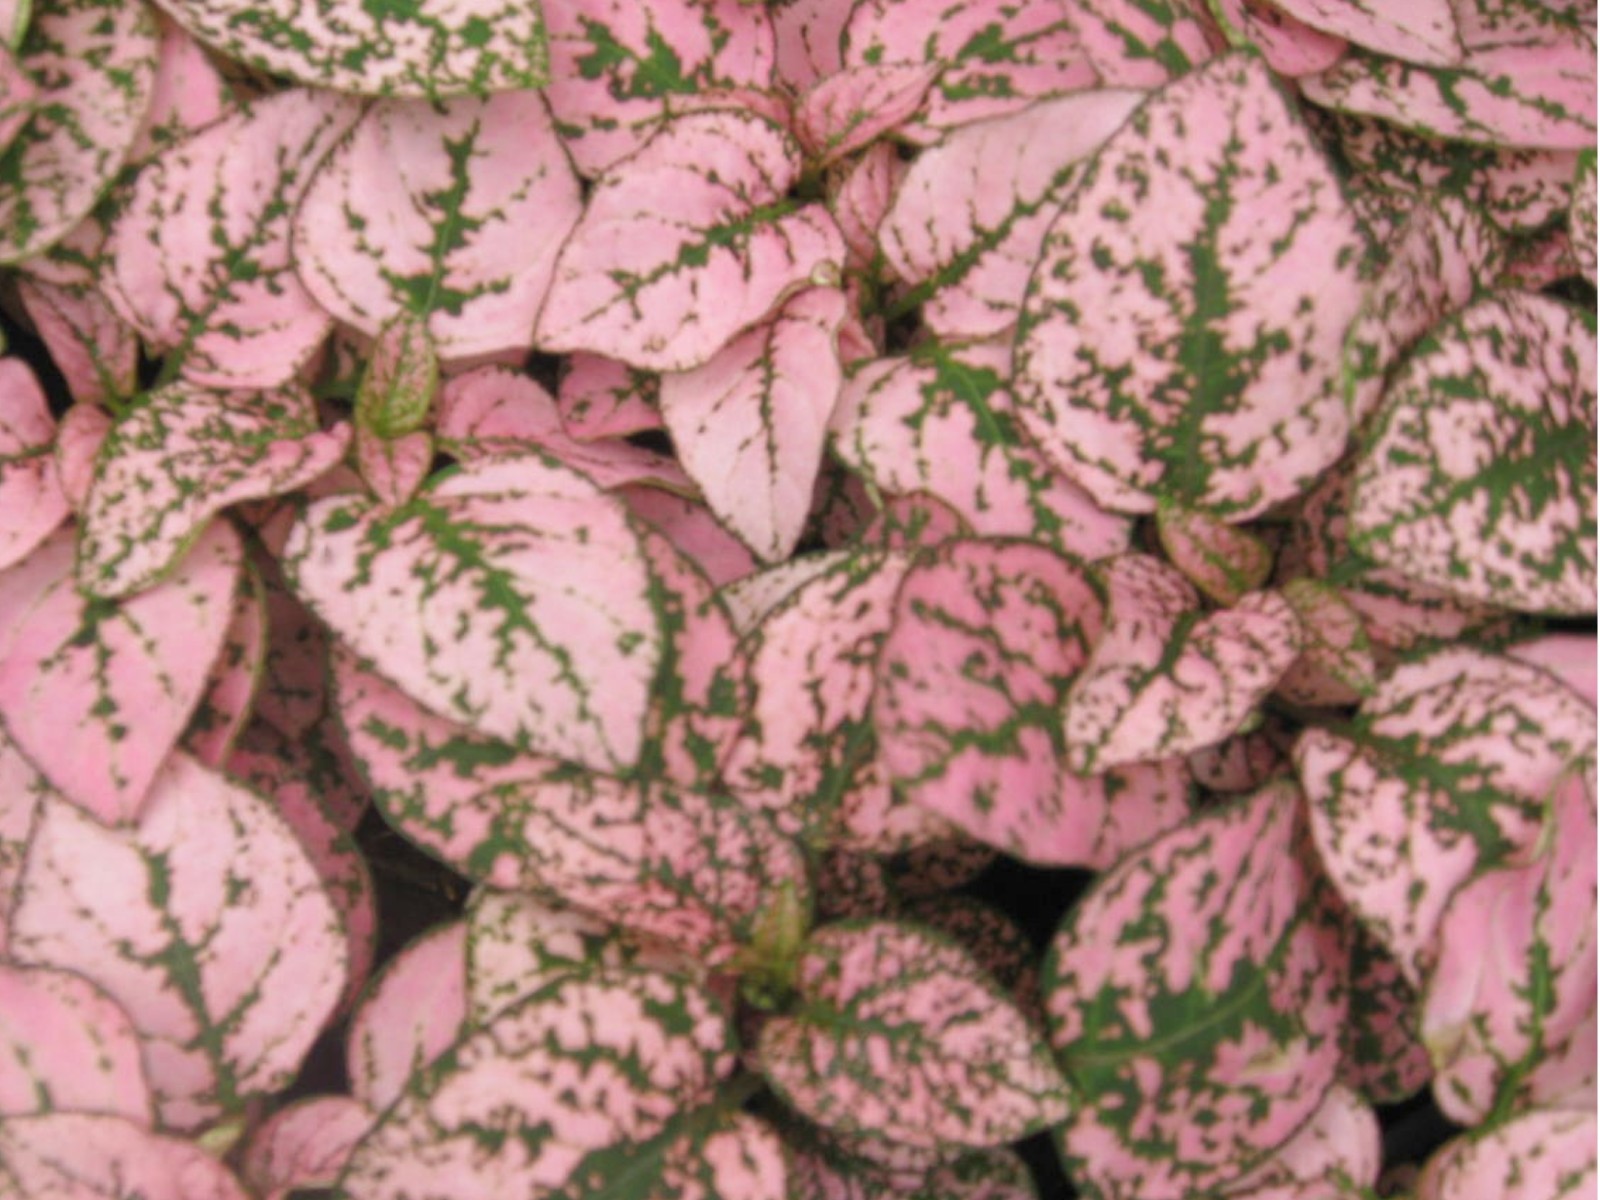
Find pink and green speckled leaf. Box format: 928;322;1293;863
557;354;664;442
879;90;1144;341
1226;1084;1381;1194
125;15;233;163
1268;0;1458;65
794;63;938;168
899;895;1043;1024
338;969;736;1198
1212;0;1346;77
1293;646;1596;988
1571;151;1596;284
1014;51;1365;521
285;452;661;773
1155;499;1274;606
1044;782;1346;1200
759;919;1070;1148
294;94;581;361
1058;0;1220;86
0;727;46;956
659;286;847;562
52;401;111;514
355;427;433;510
0;357;68;572
1420;761;1597;1124
1349;291;1597;615
238;1094;372;1200
0;961;151;1123
0;42;34;153
829;341;1132;562
0;0;157;264
153;0;548;98
1188;724;1286;795
8;752;347;1131
354;312;438;441
1063;555;1303;774
181;564;266;768
77;383;350;599
0;1112;251;1200
829;141;904;273
1337;921;1432;1105
1415;1108;1595;1200
105;88;362;388
1273;580;1377;709
0;520;238;826
535;110;845;372
1507;634;1598;709
771;0;849;92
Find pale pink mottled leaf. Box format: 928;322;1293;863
1064;555;1303;773
355;427;433;510
77;383;350;599
0;961;151;1123
829;342;1132;561
52;401;110;515
861;491;972;553
347;920;467;1116
0;726;46;956
843;0;1097;139
181;564;266;768
0;356;68;572
718;549;849;635
771;0;850;92
152;0;549;98
1572;150;1596;285
0;0;157;263
1188;725;1287;794
828;140;904;272
1507;634;1598;708
0;1112;251;1199
285;453;662;772
339;970;735;1197
1274;579;1377;708
105;89;362;388
556;353;664;441
0;521;239;826
540;0;775;176
835;759;964;856
660;286;847;562
10;752;348;1130
1059;0;1220;86
1156;499;1274;606
759;920;1070;1148
795;63;937;167
880;90;1144;340
355;311;438;440
238;1095;372;1200
1015;52;1365;520
536;111;846;372
1349;291;1597;614
1227;1085;1381;1194
1421;761;1597;1123
1294;646;1597;987
295;94;580;361
1337;918;1432;1105
125;14;232;162
1044;782;1347;1199
1415;1108;1596;1200
0;42;34;153
1214;0;1345;76
1268;0;1459;65
231;718;371;839
252;548;331;741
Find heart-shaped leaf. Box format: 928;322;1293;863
1058;0;1220;86
77;383;350;599
0;521;239;825
295;94;581;361
105;88;362;388
536;110;846;372
237;1094;372;1200
347;920;467;1116
1014;51;1366;521
1415;1108;1595;1200
1155;498;1274;606
0;1112;251;1199
285;452;661;772
9;751;347;1130
1043;782;1347;1199
0;357;68;572
1349;291;1596;615
759;919;1071;1148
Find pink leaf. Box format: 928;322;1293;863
355;427;433;510
231;715;369;832
1506;634;1598;708
285;453;661;772
1270;0;1459;65
771;0;851;92
1572;151;1597;285
0;357;69;572
0;1112;251;1199
0;962;151;1123
1015;51;1366;521
621;485;761;587
1226;1084;1381;1192
758;919;1070;1148
1155;499;1274;607
1059;0;1221;86
1337;919;1433;1105
0;42;35;153
900;895;1044;1023
238;1095;372;1200
0;727;46;956
105;89;362;388
1213;0;1346;76
0;521;239;826
828;141;905;272
1063;556;1303;773
354;312;438;440
295;95;580;361
1274;579;1378;708
77;384;350;599
0;0;158;263
556;353;664;441
181;564;266;768
1415;1108;1595;1200
1043;782;1347;1198
347;921;467;1116
252;550;332;741
660;286;847;562
9;752;348;1130
1188;725;1288;794
1350;291;1596;614
52;401;110;515
794;63;938;167
535;111;846;372
125;14;233;162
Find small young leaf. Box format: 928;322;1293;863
1415;1108;1595;1200
0;1112;251;1200
355;427;433;510
1155;498;1274;606
52;401;110;515
355;313;438;440
795;63;938;167
1337;919;1433;1105
237;1094;372;1200
1274;579;1377;707
1211;0;1346;77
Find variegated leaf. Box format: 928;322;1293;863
829;140;904;272
0;1112;251;1200
354;312;438;440
1212;0;1345;77
295;94;581;360
0;726;46;956
1507;634;1598;709
900;895;1043;1023
355;426;432;509
105;88;362;388
1014;51;1365;520
794;63;937;167
1224;1084;1380;1193
758;919;1070;1148
0;0;157;263
285;453;661;772
338;970;735;1197
1063;555;1302;773
828;341;1132;561
1415;1108;1595;1200
1293;646;1597;987
1337;920;1432;1104
771;0;849;92
52;401;110;515
659;286;847;562
0;356;68;572
535;110;846;372
1155;499;1273;606
1044;782;1346;1199
77;383;350;599
181;561;266;768
1188;724;1287;794
9;752;347;1130
1268;0;1458;65
1572;149;1596;285
879;90;1144;341
238;1095;372;1200
1058;0;1220;86
557;353;664;441
1274;579;1377;708
152;0;549;97
0;41;34;152
125;14;233;162
0;521;239;826
1349;291;1597;614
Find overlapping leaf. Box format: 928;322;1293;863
347;921;467;1115
1274;579;1377;708
0;357;67;571
1415;1108;1595;1200
557;353;664;441
1014;51;1366;521
0;1112;250;1200
125;16;233;162
0;727;46;956
1155;499;1273;606
181;563;265;767
1211;0;1345;77
1058;0;1219;86
0;42;34;153
1269;0;1458;64
238;1095;372;1200
794;63;938;167
1573;150;1596;284
1225;1084;1381;1194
